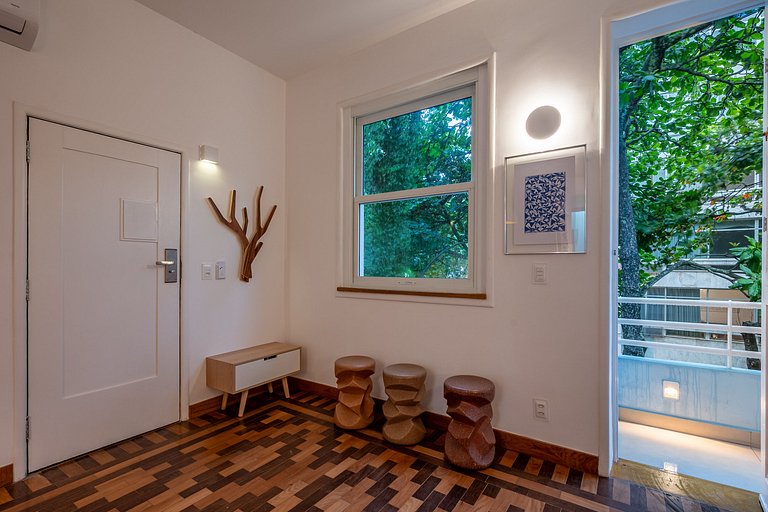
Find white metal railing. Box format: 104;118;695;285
618;296;762;370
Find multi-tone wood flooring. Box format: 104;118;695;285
0;390;751;512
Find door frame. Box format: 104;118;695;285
600;0;767;481
11;103;192;480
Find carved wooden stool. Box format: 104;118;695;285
334;355;375;429
443;375;496;469
382;363;427;445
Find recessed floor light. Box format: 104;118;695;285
662;380;680;400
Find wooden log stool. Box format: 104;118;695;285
382;363;427;445
443;375;496;469
334;355;375;429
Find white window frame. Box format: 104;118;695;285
339;64;490;297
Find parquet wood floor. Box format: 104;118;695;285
0;391;747;512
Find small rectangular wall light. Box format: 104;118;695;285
662;380;680;400
199;145;219;164
663;462;678;473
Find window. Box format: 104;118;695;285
689;217;761;261
709;218;760;258
339;66;489;298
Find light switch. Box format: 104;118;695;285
201;263;213;280
533;263;547;284
215;261;226;280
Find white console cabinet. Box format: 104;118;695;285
206;342;301;416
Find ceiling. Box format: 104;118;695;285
135;0;478;80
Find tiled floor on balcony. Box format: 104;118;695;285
619;420;764;493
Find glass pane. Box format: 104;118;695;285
362;97;472;195
710;228;755;256
360;193;468;279
733;356;761;371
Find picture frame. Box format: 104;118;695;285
504;145;587;254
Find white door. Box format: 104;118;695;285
27;118;181;472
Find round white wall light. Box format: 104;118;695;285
526;105;562;139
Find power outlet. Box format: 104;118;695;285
533;398;549;421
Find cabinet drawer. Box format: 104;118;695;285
234;348;300;392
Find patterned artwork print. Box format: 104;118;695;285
524;171;566;234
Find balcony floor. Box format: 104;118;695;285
619;420;764;493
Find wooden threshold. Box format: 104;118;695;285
287;376;598;474
612;459;759;512
337;286;486;300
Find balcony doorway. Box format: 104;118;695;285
613;2;766;494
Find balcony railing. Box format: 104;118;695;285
617;296;762;371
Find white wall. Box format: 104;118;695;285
0;0;286;470
285;0;672;456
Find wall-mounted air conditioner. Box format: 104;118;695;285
0;0;38;51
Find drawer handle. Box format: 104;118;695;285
263;355;277;361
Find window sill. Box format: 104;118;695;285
336;286;486;300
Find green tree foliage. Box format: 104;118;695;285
729;236;762;301
361;98;472;278
618;9;764;353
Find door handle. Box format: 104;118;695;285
157;249;178;283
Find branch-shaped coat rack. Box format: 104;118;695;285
207;187;277;282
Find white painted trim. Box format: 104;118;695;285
338;54;494;112
11;102;191;480
598;11;619;477
337;56;494;303
12;104;27;482
179;158;191;423
762;0;768;487
612;0;763;47
601;0;767;482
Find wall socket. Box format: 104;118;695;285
533;398;549;421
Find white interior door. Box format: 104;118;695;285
27;118;181;472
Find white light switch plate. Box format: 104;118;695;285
201;263;213;280
215;261;226;280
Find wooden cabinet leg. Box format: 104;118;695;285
221;392;229;410
238;389;249;417
282;377;291;398
268;382;273;394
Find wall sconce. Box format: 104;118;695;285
199;144;220;164
663;462;678;474
662;380;680;400
526;105;561;139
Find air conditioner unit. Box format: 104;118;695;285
0;0;38;51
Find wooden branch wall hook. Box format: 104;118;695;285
207;187;277;282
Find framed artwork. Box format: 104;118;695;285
504;145;586;254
